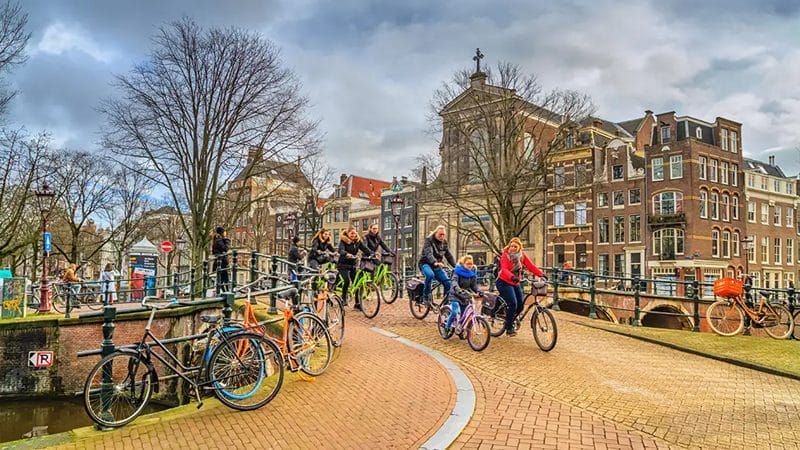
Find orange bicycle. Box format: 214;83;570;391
706;278;794;339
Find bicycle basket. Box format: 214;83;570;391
481;292;498;310
531;277;548;296
381;254;394;266
361;259;377;272
713;277;742;298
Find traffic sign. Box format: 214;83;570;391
43;232;51;253
28;351;54;368
160;240;173;253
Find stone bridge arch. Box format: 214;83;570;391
641;300;693;330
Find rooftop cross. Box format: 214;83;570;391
472;48;484;73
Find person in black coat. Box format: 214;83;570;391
338;227;372;309
308;229;336;269
287;236;305;280
417;225;456;303
212;226;231;292
363;223;394;257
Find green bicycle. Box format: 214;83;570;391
372;255;399;304
332;257;382;319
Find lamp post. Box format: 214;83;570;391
390;195;404;274
741;236;754;281
284;213;296;253
176;238;186;281
35;182;55;312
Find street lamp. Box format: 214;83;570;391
284;213;296;253
176;238;186;281
35;181;55;312
741;236;754;281
390;194;404;273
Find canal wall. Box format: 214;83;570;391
0;304;222;398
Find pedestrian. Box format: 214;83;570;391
337;227;372;310
495;237;544;336
287;236;305;281
308;228;335;270
444;255;483;334
418;225;456;304
99;263;119;304
561;260;573;284
212;226;231;293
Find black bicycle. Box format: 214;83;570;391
408;273;450;320
482;277;558;351
83;297;284;428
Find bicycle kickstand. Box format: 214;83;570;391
194;386;204;409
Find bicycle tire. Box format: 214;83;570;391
485;298;507;337
289;313;333;377
706;299;744;336
466;316;491;352
208;332;284;411
763;304;793;340
531;307;558;352
437;306;454;339
326;294;346;347
794;311;800;340
83;350;153;428
360;283;381;319
50;292;66;314
86;293;104;310
381;272;400;304
409;295;430;320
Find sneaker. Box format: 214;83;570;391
506;329;517;337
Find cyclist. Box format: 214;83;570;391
62;263;82;308
418;225;455;305
496;237;544;337
444;255;483;334
363;223;395;259
287;236;305;281
308;228;335;270
337;227;373;310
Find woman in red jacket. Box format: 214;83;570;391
495;237;544;336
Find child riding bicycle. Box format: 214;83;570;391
444;255;483;334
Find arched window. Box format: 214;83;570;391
653;191;683;215
733;231;740;257
732;195;739;220
699;189;708;218
722;230;730;258
722;194;730;221
712;229;720;257
710;192;719;219
653;228;684;259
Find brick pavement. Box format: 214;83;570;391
51;318;455;449
369;299;800;449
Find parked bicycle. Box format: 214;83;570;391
274;269;345;348
482;277;558;351
83;297;283;428
706;278;794;339
52;282;104;312
436;293;491;351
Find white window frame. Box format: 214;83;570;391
630;215;642;243
554;204;565;227
774;206;782;226
699;190;708;218
695;127;703;139
661;126;671;144
699;156;707;180
653;191;683;215
575;202;587;226
788;208;794;228
710;159;718;182
788;239;794;266
761;204;769;224
722;231;731;258
762;236;769;264
670;155;683;179
710;192;719;220
747;201;755;222
722;194;730;221
732;195;739;220
730;130;738;153
721;128;729;151
721;162;729;185
775;238;782;265
652;158;664;181
731;164;738;186
733;232;740;257
712;230;720;257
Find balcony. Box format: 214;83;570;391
647;212;686;228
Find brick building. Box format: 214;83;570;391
324;174;390;246
380;177;418;271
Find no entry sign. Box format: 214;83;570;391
160;240;173;253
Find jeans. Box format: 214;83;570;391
421;264;451;301
445;300;461;329
339;267;356;303
496;279;523;331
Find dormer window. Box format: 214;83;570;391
565;133;575;149
660;126;671;144
695;127;703;139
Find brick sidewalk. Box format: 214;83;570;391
53;318;455;449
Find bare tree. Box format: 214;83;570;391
421;61;594;254
0;129;49;260
49;151;117;265
0;2;29;116
102;18;320;265
104;168;154;270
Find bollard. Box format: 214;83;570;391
632;276;642;326
250;251;258;285
222;292;234;325
269;255;278;314
743;282;753;336
98;305;117;429
231;250;238;292
202;261;209;296
549;267;560;311
588;272;597;319
788;286;796;340
692;280;701;332
190;268;196;301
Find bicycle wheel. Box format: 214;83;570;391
466;316;491;352
437;306;454;339
531;307;558;352
208;332;284;411
409;294;430;320
84;351;153;428
289;313;333;377
794;311;800;340
326;294;346;347
380;272;399;304
85;292;104;310
360;283;381;319
706;299;744;336
486;298;507;337
763;304;794;339
50;292;66;313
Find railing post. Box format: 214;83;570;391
269;255;278;314
190;268;196;301
222;292;234;325
202;260;209;297
588;272;597;319
103;279;110;306
692;280;701;332
172;272;179;299
550;267;560;310
743;282;753;336
632;276;642;326
788;285;796;340
65;282;72;319
231;250;239;292
250;251;258;285
98;305;117;429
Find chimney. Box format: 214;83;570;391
340;173;348;184
769;155;775;166
645;110;653;116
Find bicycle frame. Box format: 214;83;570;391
452;298;481;332
731;294;782;323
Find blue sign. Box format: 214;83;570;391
43;232;51;254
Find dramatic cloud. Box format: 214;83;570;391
5;0;800;180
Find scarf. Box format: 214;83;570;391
507;251;522;276
454;264;476;278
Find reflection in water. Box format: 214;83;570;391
0;398;165;443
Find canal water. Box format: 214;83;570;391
0;398;165;443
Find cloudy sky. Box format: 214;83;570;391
7;0;800;180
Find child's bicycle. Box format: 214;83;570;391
706;278;793;339
436;293;491;351
482;277;558;351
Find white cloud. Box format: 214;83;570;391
35;22;116;63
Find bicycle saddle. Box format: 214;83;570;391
200;314;221;324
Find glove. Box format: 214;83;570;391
511;275;520;284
